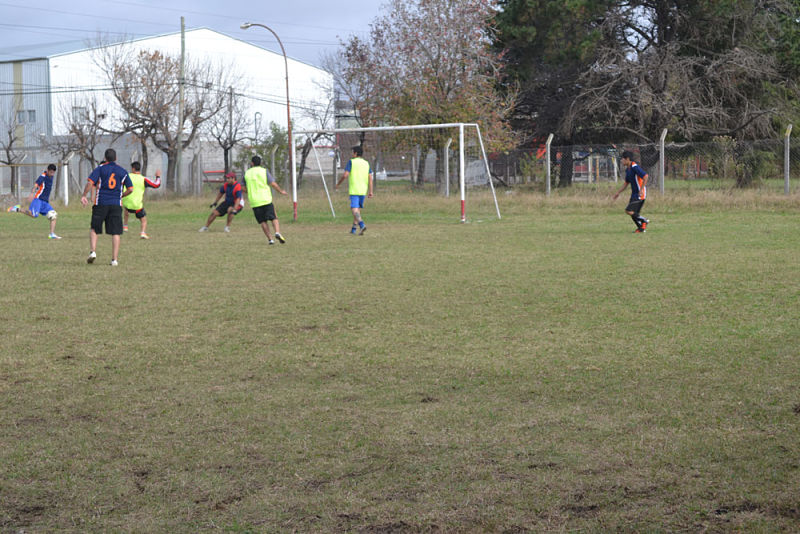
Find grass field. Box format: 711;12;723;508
2;189;799;532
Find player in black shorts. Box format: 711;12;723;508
199;172;243;233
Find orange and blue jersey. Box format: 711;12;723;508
625;162;648;201
221;181;243;205
87;162;133;206
33;172;54;203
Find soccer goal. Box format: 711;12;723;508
291;123;501;222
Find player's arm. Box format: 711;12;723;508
335;170;349;190
145;170;162;188
26;183;38;204
612;181;628;200
121;176;134;198
210;191;224;207
270;180;288;196
80;178;96;206
638;168;649;187
368;170;374;198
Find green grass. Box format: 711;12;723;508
2;191;799;532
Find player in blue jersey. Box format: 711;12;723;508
7;163;62;239
613;150;650;233
80;148;134;266
198;172;244;233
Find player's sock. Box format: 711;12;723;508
358;221;365;229
630;214;641;228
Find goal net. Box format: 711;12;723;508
291;123;501;222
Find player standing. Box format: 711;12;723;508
613;150;650;233
80;148;133;266
335;145;374;235
123;161;161;239
199;172;243;233
7;163;62;239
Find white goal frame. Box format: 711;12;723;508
291;122;501;222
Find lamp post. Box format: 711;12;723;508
240;22;296;220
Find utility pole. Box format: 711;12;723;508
176;16;185;193
228;86;233;172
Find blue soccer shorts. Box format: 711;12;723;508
349;195;365;209
28;199;54;218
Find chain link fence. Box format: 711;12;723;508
488;135;798;195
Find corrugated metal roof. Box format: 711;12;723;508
0;28;321;69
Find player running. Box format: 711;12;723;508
613;150;650;233
122;161;161;239
199;172;244;233
7;163;62;239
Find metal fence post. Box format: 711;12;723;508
659;128;667;194
785;124;792;195
545;133;554;197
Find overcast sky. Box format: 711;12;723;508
0;0;386;66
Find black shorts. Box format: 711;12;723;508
625;199;645;213
91;204;124;235
125;207;146;219
253;203;276;223
215;201;235;216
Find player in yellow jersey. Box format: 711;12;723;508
122;162;161;239
335;145;374;235
242;156;288;244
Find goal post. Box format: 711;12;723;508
291;123;501;222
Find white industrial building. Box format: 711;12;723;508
0;28;334;198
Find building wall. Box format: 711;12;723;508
47;29;333;136
0;58;51;146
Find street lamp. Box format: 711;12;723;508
240;22;296;220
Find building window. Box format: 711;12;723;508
72;107;87;124
16;110;36;124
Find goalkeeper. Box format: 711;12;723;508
199;172;244;233
122;161;161;239
335;145;374;235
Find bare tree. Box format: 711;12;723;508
204;86;251;173
94;42;231;192
0;114;25;196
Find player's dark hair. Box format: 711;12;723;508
131;161;141;171
251;156;262;166
47;163;57;171
621;150;634;161
104;148;117;162
352;145;363;157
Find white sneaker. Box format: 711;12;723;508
199;226;208;232
110;260;118;266
224;226;230;233
48;233;62;240
268;239;275;245
87;251;96;264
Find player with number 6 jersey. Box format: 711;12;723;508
80;148;133;266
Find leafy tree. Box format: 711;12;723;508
338;0;516;153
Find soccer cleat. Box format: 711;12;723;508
140;232;149;239
7;204;20;213
268;239;275;245
110;260;118;266
224;226;230;233
634;228;646;233
350;228;357;235
359;225;367;235
123;225;129;232
275;232;285;243
87;251;97;264
48;233;62;240
199;226;208;232
641;219;649;230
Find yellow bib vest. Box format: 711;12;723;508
348;157;370;195
122;172;145;211
244;166;273;208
